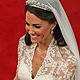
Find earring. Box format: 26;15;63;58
51;28;54;34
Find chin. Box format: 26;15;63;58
31;40;40;44
31;40;38;44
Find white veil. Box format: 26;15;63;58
26;0;80;80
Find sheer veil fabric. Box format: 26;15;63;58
26;0;80;80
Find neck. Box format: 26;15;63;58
37;35;53;51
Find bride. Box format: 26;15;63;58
14;0;80;80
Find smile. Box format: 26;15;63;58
31;35;39;38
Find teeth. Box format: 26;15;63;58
31;35;38;38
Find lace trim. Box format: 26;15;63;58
16;35;77;80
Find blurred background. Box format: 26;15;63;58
0;0;80;80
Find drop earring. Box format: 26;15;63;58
51;28;54;34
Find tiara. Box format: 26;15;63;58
26;1;52;12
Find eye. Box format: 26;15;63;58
25;20;29;26
35;26;41;28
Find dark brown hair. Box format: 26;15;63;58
25;5;67;46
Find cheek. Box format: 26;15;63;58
35;29;44;35
36;29;48;38
36;28;50;35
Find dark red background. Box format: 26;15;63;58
0;0;80;80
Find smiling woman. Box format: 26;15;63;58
25;6;66;46
25;10;56;45
14;0;80;80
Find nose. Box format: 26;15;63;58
29;29;34;35
26;26;34;35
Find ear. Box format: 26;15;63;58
50;21;57;29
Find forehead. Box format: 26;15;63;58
26;11;48;24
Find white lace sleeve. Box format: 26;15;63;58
13;35;26;80
17;35;26;71
55;47;78;80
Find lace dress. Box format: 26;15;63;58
14;35;77;80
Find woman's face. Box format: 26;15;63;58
25;11;55;44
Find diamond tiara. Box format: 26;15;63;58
26;1;52;12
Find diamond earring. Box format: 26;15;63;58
51;28;54;34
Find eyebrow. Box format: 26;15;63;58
25;20;42;26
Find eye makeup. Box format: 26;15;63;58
25;20;42;28
32;24;41;28
33;25;41;28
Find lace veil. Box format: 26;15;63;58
26;0;80;80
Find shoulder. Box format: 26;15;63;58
59;46;78;63
52;41;72;57
55;46;78;80
18;34;27;51
18;35;26;56
19;34;26;44
18;34;30;47
59;46;74;56
59;46;72;55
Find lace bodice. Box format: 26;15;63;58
14;35;77;80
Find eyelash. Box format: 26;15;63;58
25;20;41;28
35;26;41;28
